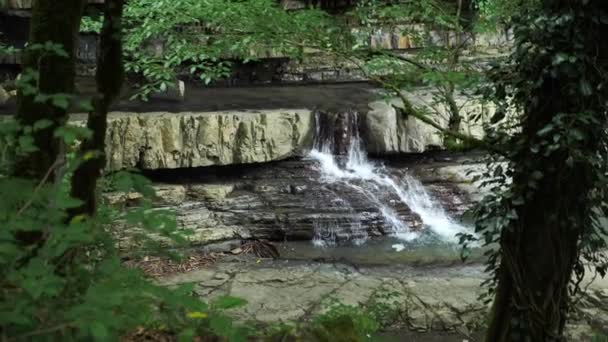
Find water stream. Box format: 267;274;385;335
309;111;469;247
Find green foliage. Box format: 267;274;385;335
315;301;380;339
593;333;608;342
343;0;495;143
0;43;248;341
106;0;343;99
475;0;539;27
0;117;255;340
81;15;103;34
311;287;401;340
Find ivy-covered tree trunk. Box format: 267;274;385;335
485;1;608;341
70;0;124;216
14;0;85;179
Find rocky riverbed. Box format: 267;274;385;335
160;253;608;341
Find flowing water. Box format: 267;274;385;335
309;111;469;247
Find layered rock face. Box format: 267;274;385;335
88;91;489;172
108;158;474;246
363;93;487;155
73;110;315;171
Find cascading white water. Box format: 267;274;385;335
309;111;469;245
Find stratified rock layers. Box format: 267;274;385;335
75;92;490;171
77;110;315;170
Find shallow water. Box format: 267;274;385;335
278;237;484;267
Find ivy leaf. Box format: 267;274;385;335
51;95;70;110
33;119;53;131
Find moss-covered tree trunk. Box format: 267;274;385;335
485;1;608;341
70;0;124;216
14;0;85;179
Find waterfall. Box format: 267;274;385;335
309;110;468;246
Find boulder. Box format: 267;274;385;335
363;91;488;155
364;99;443;154
73;109;315;171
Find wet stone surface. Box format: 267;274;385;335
131;156;477;247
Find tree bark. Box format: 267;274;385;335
70;0;124;217
485;1;608;340
14;0;85;179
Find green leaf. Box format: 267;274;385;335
209;315;233;334
537;124;554;137
552;52;569;65
18;135;38;152
33;119;54;131
51;95;70;110
90;322;109;341
178;328;195;342
212;296;248;310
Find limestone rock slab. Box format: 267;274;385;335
72;110;314;171
363;91;488;155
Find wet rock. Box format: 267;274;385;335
129;158;472;246
154;184;187;205
103;184;186;206
414;162;504;202
289;184;307;194
188;184;235;202
313;109;360;156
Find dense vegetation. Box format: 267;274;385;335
1;0;607;341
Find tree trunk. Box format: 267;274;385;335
443;84;462;148
14;0;85;179
70;0;124;217
485;1;608;340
